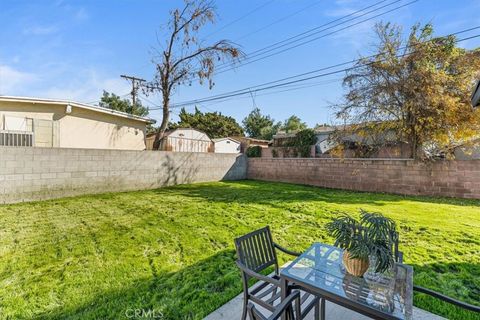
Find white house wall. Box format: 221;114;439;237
214;140;240;153
167;128;211;141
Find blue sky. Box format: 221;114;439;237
1;0;479;127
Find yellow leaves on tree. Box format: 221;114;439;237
336;22;480;159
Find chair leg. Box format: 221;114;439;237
314;298;320;320
320;298;326;320
271;285;278;299
241;293;248;320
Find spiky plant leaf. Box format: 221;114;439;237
326;210;398;273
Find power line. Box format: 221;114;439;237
147;79;340;111
211;0;401;74
155;0;411;106
204;0;276;39
164;32;480;108
213;0;417;75
235;25;480;93
150;0;412;88
242;0;392;57
167;27;480;107
192;78;343;108
87;92;131;105
193;78;344;107
182;0;397;80
234;0;325;42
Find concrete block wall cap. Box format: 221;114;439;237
249;157;415;161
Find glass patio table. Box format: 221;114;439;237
280;242;413;320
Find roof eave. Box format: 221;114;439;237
0;95;156;124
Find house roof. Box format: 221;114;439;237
212;137;240;143
229;136;270;143
0;95;156;124
163;127;209;137
314;126;336;133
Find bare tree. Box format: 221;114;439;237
149;0;243;149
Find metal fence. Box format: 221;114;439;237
0;130;34;147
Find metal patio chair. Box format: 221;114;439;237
248;290;301;320
234;226;320;320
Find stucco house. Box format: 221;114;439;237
0;96;155;150
271;124;412;158
213;137;240;154
146;128;214;152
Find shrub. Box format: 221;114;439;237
294;129;317;147
281;129;318;158
246;146;262;157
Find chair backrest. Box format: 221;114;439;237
234;226;279;274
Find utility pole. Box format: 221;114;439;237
120;75;146;106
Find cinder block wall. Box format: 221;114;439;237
248;158;480;199
0;147;247;204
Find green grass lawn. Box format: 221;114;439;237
0;180;479;320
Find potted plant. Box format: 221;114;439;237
326;210;397;277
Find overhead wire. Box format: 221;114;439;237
234;0;325;42
204;0;276;39
211;0;402;74
212;0;418;75
147;0;415;88
162;31;480;108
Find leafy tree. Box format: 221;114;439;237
242;107;280;140
242;108;273;138
148;0;242;149
335;22;480;159
258;124;281;141
99;91;149;117
281;115;307;133
170;107;243;138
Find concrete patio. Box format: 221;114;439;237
204;265;445;320
204;287;445;320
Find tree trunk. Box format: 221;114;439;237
405;111;418;159
153;92;170;150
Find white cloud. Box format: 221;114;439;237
0;65;38;95
0;64;130;105
325;0;362;17
325;7;356;17
323;0;414;52
74;7;89;21
23;25;58;36
39;70;131;104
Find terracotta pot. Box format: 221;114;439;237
343;250;369;277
